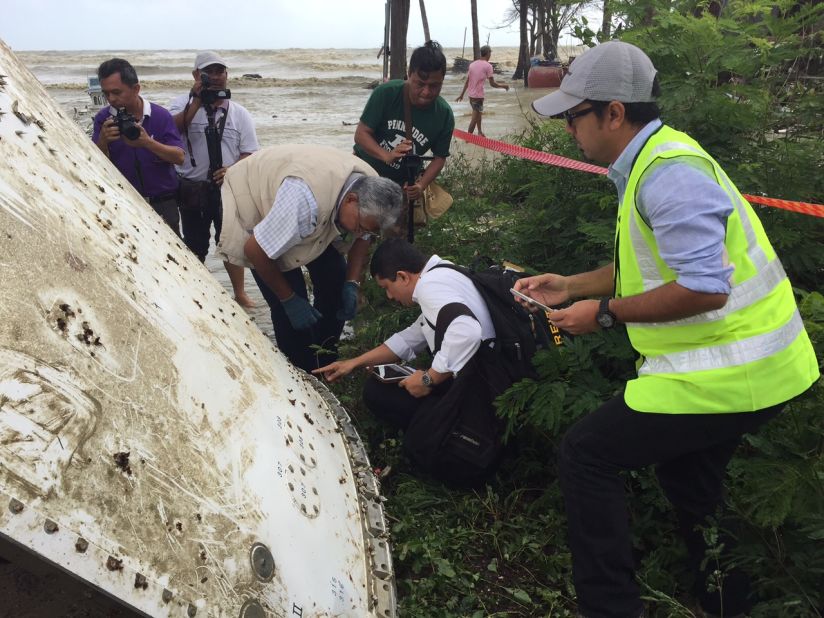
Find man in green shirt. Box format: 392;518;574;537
354;41;455;203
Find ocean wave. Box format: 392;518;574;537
305;62;382;72
47;76;380;91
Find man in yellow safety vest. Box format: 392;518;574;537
515;41;819;618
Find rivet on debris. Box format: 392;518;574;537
106;556;124;571
44;519;59;534
8;498;24;514
239;599;266;618
249;543;275;582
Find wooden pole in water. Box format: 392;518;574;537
461;27;467;58
383;1;390;81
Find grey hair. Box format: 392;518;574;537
350;176;403;232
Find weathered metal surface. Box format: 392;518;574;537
0;39;395;617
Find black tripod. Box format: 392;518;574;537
203;103;224;206
400;153;435;243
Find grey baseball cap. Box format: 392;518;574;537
532;41;658;117
194;51;228;70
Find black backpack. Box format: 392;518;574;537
430;263;557;394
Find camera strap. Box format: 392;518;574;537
133;154;145;194
182;99;229;170
402;82;417;243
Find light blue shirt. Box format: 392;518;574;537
608;119;734;294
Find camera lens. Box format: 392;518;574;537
121;124;140;140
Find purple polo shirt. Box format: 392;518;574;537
92;100;184;198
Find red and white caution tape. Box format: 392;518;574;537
453;129;824;218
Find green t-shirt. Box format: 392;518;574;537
354;79;455;184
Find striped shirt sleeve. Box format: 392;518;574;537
253;177;318;260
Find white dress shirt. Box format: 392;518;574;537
384;255;496;374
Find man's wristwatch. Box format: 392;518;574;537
596;297;617;329
421;370;434;388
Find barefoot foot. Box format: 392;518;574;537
234;293;256;309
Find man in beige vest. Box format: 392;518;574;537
218;145;403;371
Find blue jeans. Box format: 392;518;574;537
252;244;346;372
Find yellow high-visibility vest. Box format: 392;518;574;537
616;125;818;413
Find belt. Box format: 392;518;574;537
146;191;178;205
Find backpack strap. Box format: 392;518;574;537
425;263;480;353
429;263;467;277
433;302;476;354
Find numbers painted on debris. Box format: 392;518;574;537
330;576;346;603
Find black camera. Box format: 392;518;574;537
200;74;231;106
114;108;141;141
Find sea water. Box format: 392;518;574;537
18;46;572;148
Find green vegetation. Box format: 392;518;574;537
327;5;823;615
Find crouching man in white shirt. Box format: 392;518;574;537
314;239;502;486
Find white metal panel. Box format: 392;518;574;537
0;39;394;618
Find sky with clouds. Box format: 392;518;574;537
1;0;528;50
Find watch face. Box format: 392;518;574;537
597;312;615;328
421;372;432;387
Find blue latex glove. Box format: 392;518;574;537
281;294;322;330
336;280;359;321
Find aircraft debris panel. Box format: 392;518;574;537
0;39;395;618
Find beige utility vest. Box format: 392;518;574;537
217;145;378;270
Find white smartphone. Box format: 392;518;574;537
510;287;553;313
372;364;415;383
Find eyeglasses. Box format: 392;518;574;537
563;107;594;126
355;211;377;239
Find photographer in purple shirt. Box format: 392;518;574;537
92;58;184;235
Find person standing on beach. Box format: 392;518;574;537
514;41;819;618
353;41;454;205
169;51;259;308
216;145;403;373
456;46;509;137
93;58;184;235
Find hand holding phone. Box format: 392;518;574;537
510;287;553;313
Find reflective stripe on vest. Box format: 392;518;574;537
626;257;787;328
638;309;805;375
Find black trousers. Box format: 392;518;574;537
559;395;782;618
180;188;221;262
252;244;346;372
147;196;181;237
363;373;451;431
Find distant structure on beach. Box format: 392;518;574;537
451;57;503;74
86;76;105;106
